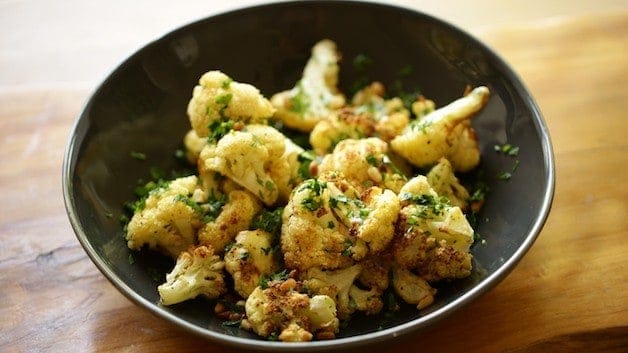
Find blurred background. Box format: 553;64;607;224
2;0;627;90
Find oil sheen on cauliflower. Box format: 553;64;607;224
390;86;490;171
391;175;474;282
271;39;345;132
157;245;227;305
126;175;204;258
187;70;275;138
242;278;339;341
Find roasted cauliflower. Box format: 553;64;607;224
197;189;262;254
187;70;275;138
281;175;400;271
126;175;204;258
301;264;385;319
317;137;408;193
391;175;474;282
198;124;293;206
157;245;226;305
426;158;471;210
242;278;339;341
351;81;411;142
224;230;280;298
271;39;345;132
390;86;490;171
124;39;493;341
391;265;436;310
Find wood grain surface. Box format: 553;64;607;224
1;3;627;353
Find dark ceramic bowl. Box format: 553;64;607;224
63;1;554;351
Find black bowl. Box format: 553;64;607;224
63;1;554;351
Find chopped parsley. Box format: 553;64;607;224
251;207;284;235
207;119;235;144
341;239;353;257
221;78;232;89
365;154;379;166
497;160;520;181
297;150;316;180
259;269;291;289
202;193;228;223
215;92;233;107
290;81;310;115
352;54;373;71
494;143;520;156
130;151;146;160
400;193;450;218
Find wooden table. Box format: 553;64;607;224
1;1;627;352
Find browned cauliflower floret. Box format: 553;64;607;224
280;178;355;271
391;176;474;282
198;124;294;206
157;245;226;305
317;137;408;193
271;39;345;132
242;278;339;341
390;86;489;172
351;81;411;142
301;264;385;318
126;176;204;258
197;188;262;254
281;175;400;271
300;265;361;319
426;158;471;210
391;265;436;310
187;70;275;138
309;107;376;155
224;230;280;299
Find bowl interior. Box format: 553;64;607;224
64;1;554;350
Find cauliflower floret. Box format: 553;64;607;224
391;265;436;310
426;158;471;210
243;278;339;341
348;285;384;315
351;82;411;142
343;185;400;254
224;230;280;298
390;86;489;171
271;39;345;132
309;107;376;155
197;189;262;254
199;124;293;206
157;245;226;305
391;175;474;281
356;257;390;291
280;178;355;271
126;176;204;258
300;265;362;319
317;137;408;193
187;70;275;138
281;174;399;270
183;129;208;165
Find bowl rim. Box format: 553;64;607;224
62;0;555;351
